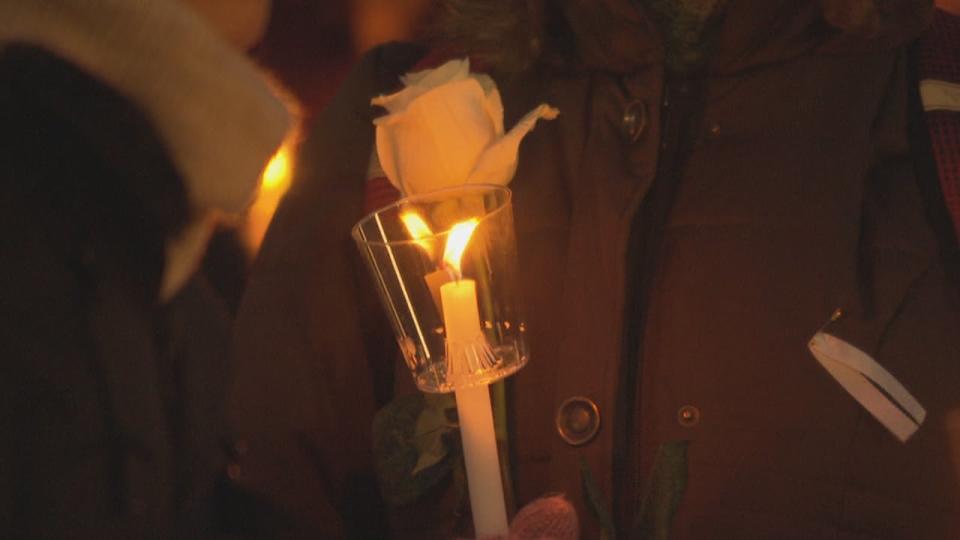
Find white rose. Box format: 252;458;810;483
371;58;558;195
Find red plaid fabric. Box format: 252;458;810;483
363;175;400;214
917;9;960;240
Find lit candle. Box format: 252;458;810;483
454;382;508;537
401;212;446;310
440;220;509;538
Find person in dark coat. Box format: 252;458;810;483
0;0;291;538
231;0;960;538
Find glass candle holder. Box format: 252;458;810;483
352;184;528;393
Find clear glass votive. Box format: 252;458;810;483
352;184;528;392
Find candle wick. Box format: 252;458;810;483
444;265;462;283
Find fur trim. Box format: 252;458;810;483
0;0;293;215
434;0;545;72
822;0;933;37
436;0;933;72
0;0;293;301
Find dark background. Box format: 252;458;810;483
254;0;437;121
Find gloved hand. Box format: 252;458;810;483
467;495;580;540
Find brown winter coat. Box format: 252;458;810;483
0;46;241;539
230;1;960;538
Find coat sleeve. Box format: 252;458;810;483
227;43;426;539
827;46;960;521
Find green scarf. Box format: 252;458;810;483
640;0;729;73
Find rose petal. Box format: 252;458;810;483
402;57;470;88
372;58;470;114
376;78;498;194
371;57;558;195
466;104;558;186
474;73;504;136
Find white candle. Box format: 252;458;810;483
455;384;509;538
439;279;484;354
440;278;509;538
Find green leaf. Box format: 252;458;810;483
372;393;459;506
423;391;457;417
411;404;455;474
490;379;516;513
410;431;446;475
579;456;617;540
632;441;689;540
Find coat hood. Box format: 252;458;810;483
0;0;293;217
440;0;933;74
0;0;294;302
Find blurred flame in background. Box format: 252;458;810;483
401;211;437;256
239;0;437;258
262;146;291;191
199;0;439;312
243;141;295;255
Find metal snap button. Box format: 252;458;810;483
621;99;648;143
556;396;601;446
677;405;701;427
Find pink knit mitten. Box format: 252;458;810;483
508;495;579;540
463;494;580;540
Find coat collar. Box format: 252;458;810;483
556;0;932;74
559;0;664;73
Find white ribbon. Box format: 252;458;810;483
808;332;926;442
920;79;960;112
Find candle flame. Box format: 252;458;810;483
400;212;435;255
442;219;480;275
244;141;296;256
261;146;292;190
